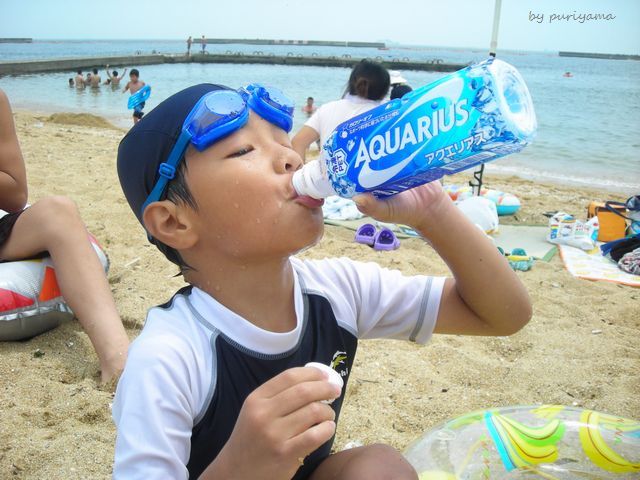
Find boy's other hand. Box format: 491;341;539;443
204;367;340;479
353;181;453;231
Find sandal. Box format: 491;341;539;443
354;223;376;246
373;227;400;251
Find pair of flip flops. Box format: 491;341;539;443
354;223;400;251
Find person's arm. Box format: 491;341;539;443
105;65;113;79
119;68;128;80
122;81;130;93
291;126;319;162
355;181;532;336
0;89;27;212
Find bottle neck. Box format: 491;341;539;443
292;159;336;199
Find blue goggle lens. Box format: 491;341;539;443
185;90;249;149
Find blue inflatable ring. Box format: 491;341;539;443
128;85;151;110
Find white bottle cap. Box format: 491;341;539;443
305;362;344;404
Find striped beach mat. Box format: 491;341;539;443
558;244;640;287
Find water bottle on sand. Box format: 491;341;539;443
292;58;537;199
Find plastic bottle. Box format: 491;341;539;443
292;58;537;199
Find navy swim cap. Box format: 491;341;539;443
117;84;228;226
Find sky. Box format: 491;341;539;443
0;0;638;54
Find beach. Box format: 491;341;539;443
0;111;638;479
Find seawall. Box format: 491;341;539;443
0;53;466;77
0;38;32;43
194;38;386;48
559;51;639;61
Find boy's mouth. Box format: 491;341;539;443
293;193;325;209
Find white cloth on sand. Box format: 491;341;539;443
322;196;364;221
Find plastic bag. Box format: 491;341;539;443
456;196;499;234
547;212;599;250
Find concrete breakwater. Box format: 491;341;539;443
559;51;639;61
0;38;33;43
194;38;386;48
0;53;466;77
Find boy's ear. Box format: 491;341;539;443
142;201;198;249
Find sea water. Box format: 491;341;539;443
292;58;537;199
1;40;639;192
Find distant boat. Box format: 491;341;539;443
563;71;573;77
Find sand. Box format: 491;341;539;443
0;111;638;479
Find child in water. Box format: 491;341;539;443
123;68;146;124
0;89;129;383
105;64;127;87
112;83;532;479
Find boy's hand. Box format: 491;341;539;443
353;181;453;231
203;367;340;479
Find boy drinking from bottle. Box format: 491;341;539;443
113;83;532;479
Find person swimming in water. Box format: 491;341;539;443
74;70;85;89
302;97;317;118
105;65;128;88
89;68;102;88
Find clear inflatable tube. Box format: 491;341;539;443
404;405;640;479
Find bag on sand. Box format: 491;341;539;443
456;196;499;234
607;195;640;236
548;212;599;250
587;201;627;242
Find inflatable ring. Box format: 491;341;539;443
0;235;109;341
481;188;521;216
404;405;640;479
127;85;151;110
444;185;521;216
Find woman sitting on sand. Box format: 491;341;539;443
292;59;390;161
0;88;129;383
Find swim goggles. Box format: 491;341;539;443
141;83;295;215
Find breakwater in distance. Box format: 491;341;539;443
0;38;32;43
194;38;385;48
0;53;467;77
559;51;639;61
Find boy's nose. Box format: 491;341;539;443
279;146;303;173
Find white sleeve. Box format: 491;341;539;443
302;258;445;343
112;334;196;480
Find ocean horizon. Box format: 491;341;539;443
1;39;639;193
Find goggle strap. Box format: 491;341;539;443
140;130;192;216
